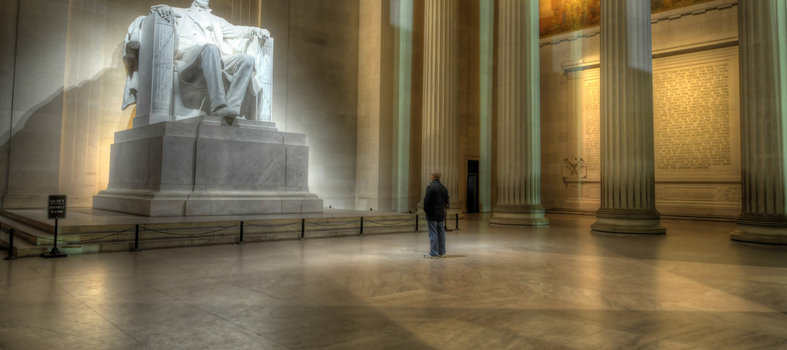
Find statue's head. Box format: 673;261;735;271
194;0;210;9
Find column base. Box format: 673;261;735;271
731;216;787;245
591;209;665;235
489;205;549;226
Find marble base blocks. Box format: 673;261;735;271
93;117;322;216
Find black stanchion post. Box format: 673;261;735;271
5;228;17;260
238;221;245;245
415;214;419;232
300;219;305;240
42;218;67;258
131;224;140;252
456;213;459;231
360;217;364;235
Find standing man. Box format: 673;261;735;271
424;170;450;259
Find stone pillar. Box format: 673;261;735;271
356;0;394;212
590;0;665;235
421;0;459;210
731;0;787;244
488;0;547;226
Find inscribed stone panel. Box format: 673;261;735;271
580;73;600;172
577;47;739;180
653;62;731;171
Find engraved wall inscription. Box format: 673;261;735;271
582;79;600;171
653;62;731;170
580;59;733;172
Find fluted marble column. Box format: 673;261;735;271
421;0;459;210
488;0;547;226
590;0;665;235
731;0;787;244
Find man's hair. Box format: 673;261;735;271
431;169;441;180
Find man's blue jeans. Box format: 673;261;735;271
427;220;446;256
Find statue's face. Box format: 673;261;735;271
194;0;210;9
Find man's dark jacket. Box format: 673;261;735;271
424;179;449;221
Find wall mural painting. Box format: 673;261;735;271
539;0;600;38
539;0;718;38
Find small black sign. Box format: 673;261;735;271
48;195;67;219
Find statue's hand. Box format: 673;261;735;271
151;4;176;22
250;28;270;39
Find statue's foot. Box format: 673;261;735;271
223;115;247;125
211;106;240;118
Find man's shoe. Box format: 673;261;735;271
423;254;439;259
439;255;446;258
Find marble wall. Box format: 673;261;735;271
4;0;75;208
540;0;741;218
277;0;359;209
0;0;360;210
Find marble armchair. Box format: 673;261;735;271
122;10;274;128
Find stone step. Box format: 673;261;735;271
0;214;55;245
0;230;49;258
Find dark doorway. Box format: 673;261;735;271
467;160;480;213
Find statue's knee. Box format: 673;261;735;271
202;44;221;57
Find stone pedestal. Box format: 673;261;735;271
591;0;665;235
93;117;322;216
731;0;787;244
489;0;548;227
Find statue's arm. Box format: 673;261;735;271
150;4;178;23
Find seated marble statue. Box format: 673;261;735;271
122;0;272;121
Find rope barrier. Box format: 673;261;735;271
74;231;132;243
307;219;361;227
24;224;136;241
141;223;239;237
78;226;136;242
363;218;416;225
244;220;301;228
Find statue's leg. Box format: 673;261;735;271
243;39;267;121
198;44;228;112
253;46;268;122
223;54;255;117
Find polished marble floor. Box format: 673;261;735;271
0;213;785;349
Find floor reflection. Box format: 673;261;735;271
0;213;784;349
